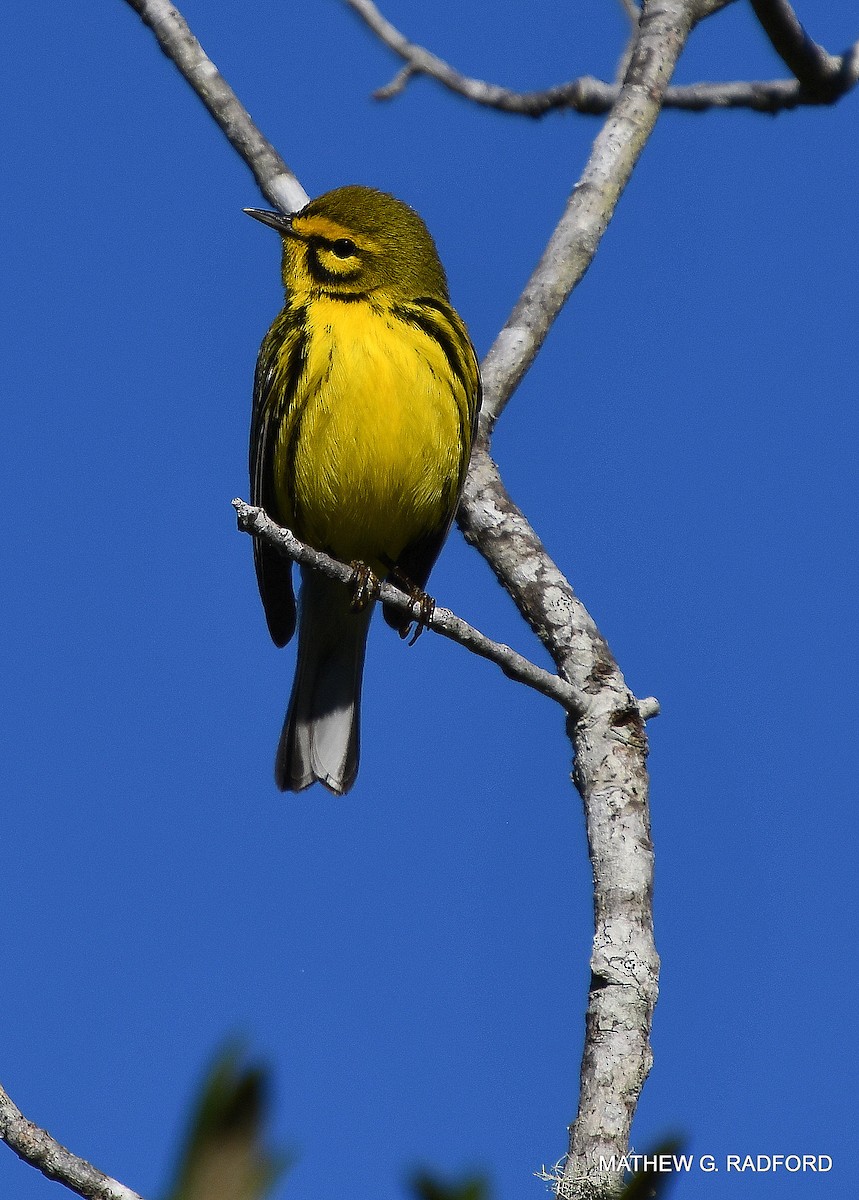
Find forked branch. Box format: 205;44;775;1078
750;0;859;101
2;0;794;1197
232;500;661;720
347;0;859;115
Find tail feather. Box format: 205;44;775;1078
275;568;373;794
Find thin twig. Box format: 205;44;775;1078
123;0;308;212
0;1083;144;1200
233;500;661;723
750;0;859;101
379;71;858;116
347;0;859;116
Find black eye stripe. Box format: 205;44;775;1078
307;243;362;285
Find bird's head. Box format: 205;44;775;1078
245;185;450;304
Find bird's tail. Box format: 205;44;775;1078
275;568;373;794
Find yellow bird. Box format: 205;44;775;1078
246;186;481;794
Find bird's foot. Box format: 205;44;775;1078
348;561;381;612
390;568;436;645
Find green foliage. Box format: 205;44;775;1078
410;1169;490;1200
163;1042;289;1200
162;1043;679;1200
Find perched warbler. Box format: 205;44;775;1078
246;186;481;794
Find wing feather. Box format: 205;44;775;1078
383;299;482;634
250;309;307;647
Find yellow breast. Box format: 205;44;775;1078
276;297;464;572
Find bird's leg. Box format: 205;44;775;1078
348;560;381;612
388;567;436;645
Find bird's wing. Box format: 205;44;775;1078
384;307;482;636
250;310;307;648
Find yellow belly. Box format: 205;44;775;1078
276;298;463;573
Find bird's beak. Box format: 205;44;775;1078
243;208;297;235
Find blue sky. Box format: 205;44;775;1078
2;2;857;1198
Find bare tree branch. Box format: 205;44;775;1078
459;454;659;1197
457;0;713;1186
0;1083;144;1200
373;69;859;116
477;0;697;429
232;501;660;722
8;3;849;1198
113;0;797;1193
119;0;682;1191
346;0;859;116
123;0;308;212
750;0;859;101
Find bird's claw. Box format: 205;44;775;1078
348;561;381;611
405;590;435;645
388;566;435;643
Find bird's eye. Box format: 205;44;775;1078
331;238;357;258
